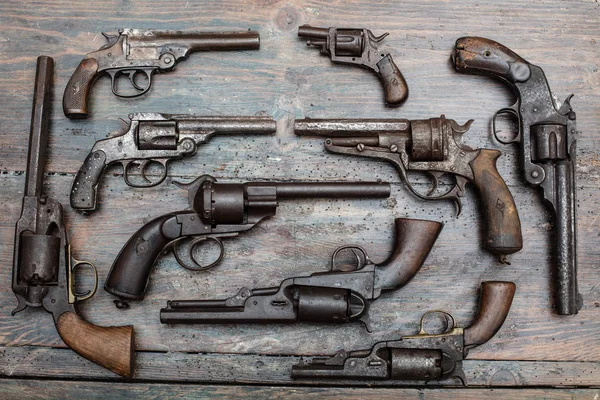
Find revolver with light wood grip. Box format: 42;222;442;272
292;281;516;384
12;56;134;377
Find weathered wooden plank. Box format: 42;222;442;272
0;0;599;388
0;379;598;400
1;347;600;387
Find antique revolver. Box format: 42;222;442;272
298;25;408;106
160;218;442;331
63;29;260;118
452;37;580;315
12;56;134;377
292;281;516;384
70;113;276;212
104;174;391;306
295;115;523;262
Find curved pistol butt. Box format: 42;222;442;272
63;58;100;119
374;218;443;293
56;311;135;377
464;281;516;350
70;150;108;212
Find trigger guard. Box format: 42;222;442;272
418;310;456;335
123;160;168;188
110;69;153;98
331;245;370;271
493;107;521;145
69;260;98;301
175;236;225;271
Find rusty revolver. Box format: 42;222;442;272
452;37;580;315
292;281;516;384
160;218;442;331
12;56;134;377
295;115;523;262
298;25;409;106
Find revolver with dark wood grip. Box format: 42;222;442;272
292;281;516;384
295;115;523;262
63;29;260;119
160;218;443;331
452;37;580;315
104;174;392;306
12;56;134;377
298;25;409;106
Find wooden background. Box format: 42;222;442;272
0;0;598;398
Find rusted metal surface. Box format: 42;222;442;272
104;174;392;305
453;37;580;316
298;25;408;106
70;113;277;212
63;29;260;119
295;116;523;260
291;281;516;385
160;218;442;331
12;56;134;377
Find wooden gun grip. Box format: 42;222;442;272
56;311;134;377
453;37;531;84
470;149;522;257
63;58;99;119
464;281;516;349
376;55;409;106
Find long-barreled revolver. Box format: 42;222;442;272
160;218;442;331
452;37;580;315
12;56;134;377
292;281;516;384
63;29;260;119
298;25;408;106
70;113;276;212
104;174;392;307
295;115;523;262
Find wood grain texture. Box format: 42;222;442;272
0;0;598;390
0;380;598;400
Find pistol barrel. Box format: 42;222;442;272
25;56;54;198
270;182;390;199
295;119;411;137
176;116;276;135
129;30;260;51
298;25;330;39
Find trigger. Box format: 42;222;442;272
427;171;443;196
136;160;152;183
128;71;146;91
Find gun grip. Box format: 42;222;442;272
464;281;516;349
63;58;99;119
376;55;408;106
71;150;107;212
453;37;530;84
470;149;522;257
104;213;182;301
56;311;134;377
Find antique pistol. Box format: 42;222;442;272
70;113;276;212
63;29;260;118
298;25;408;106
292;281;516;384
160;218;442;330
295;115;523;262
12;56;134;377
104;174;391;306
452;37;580;315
